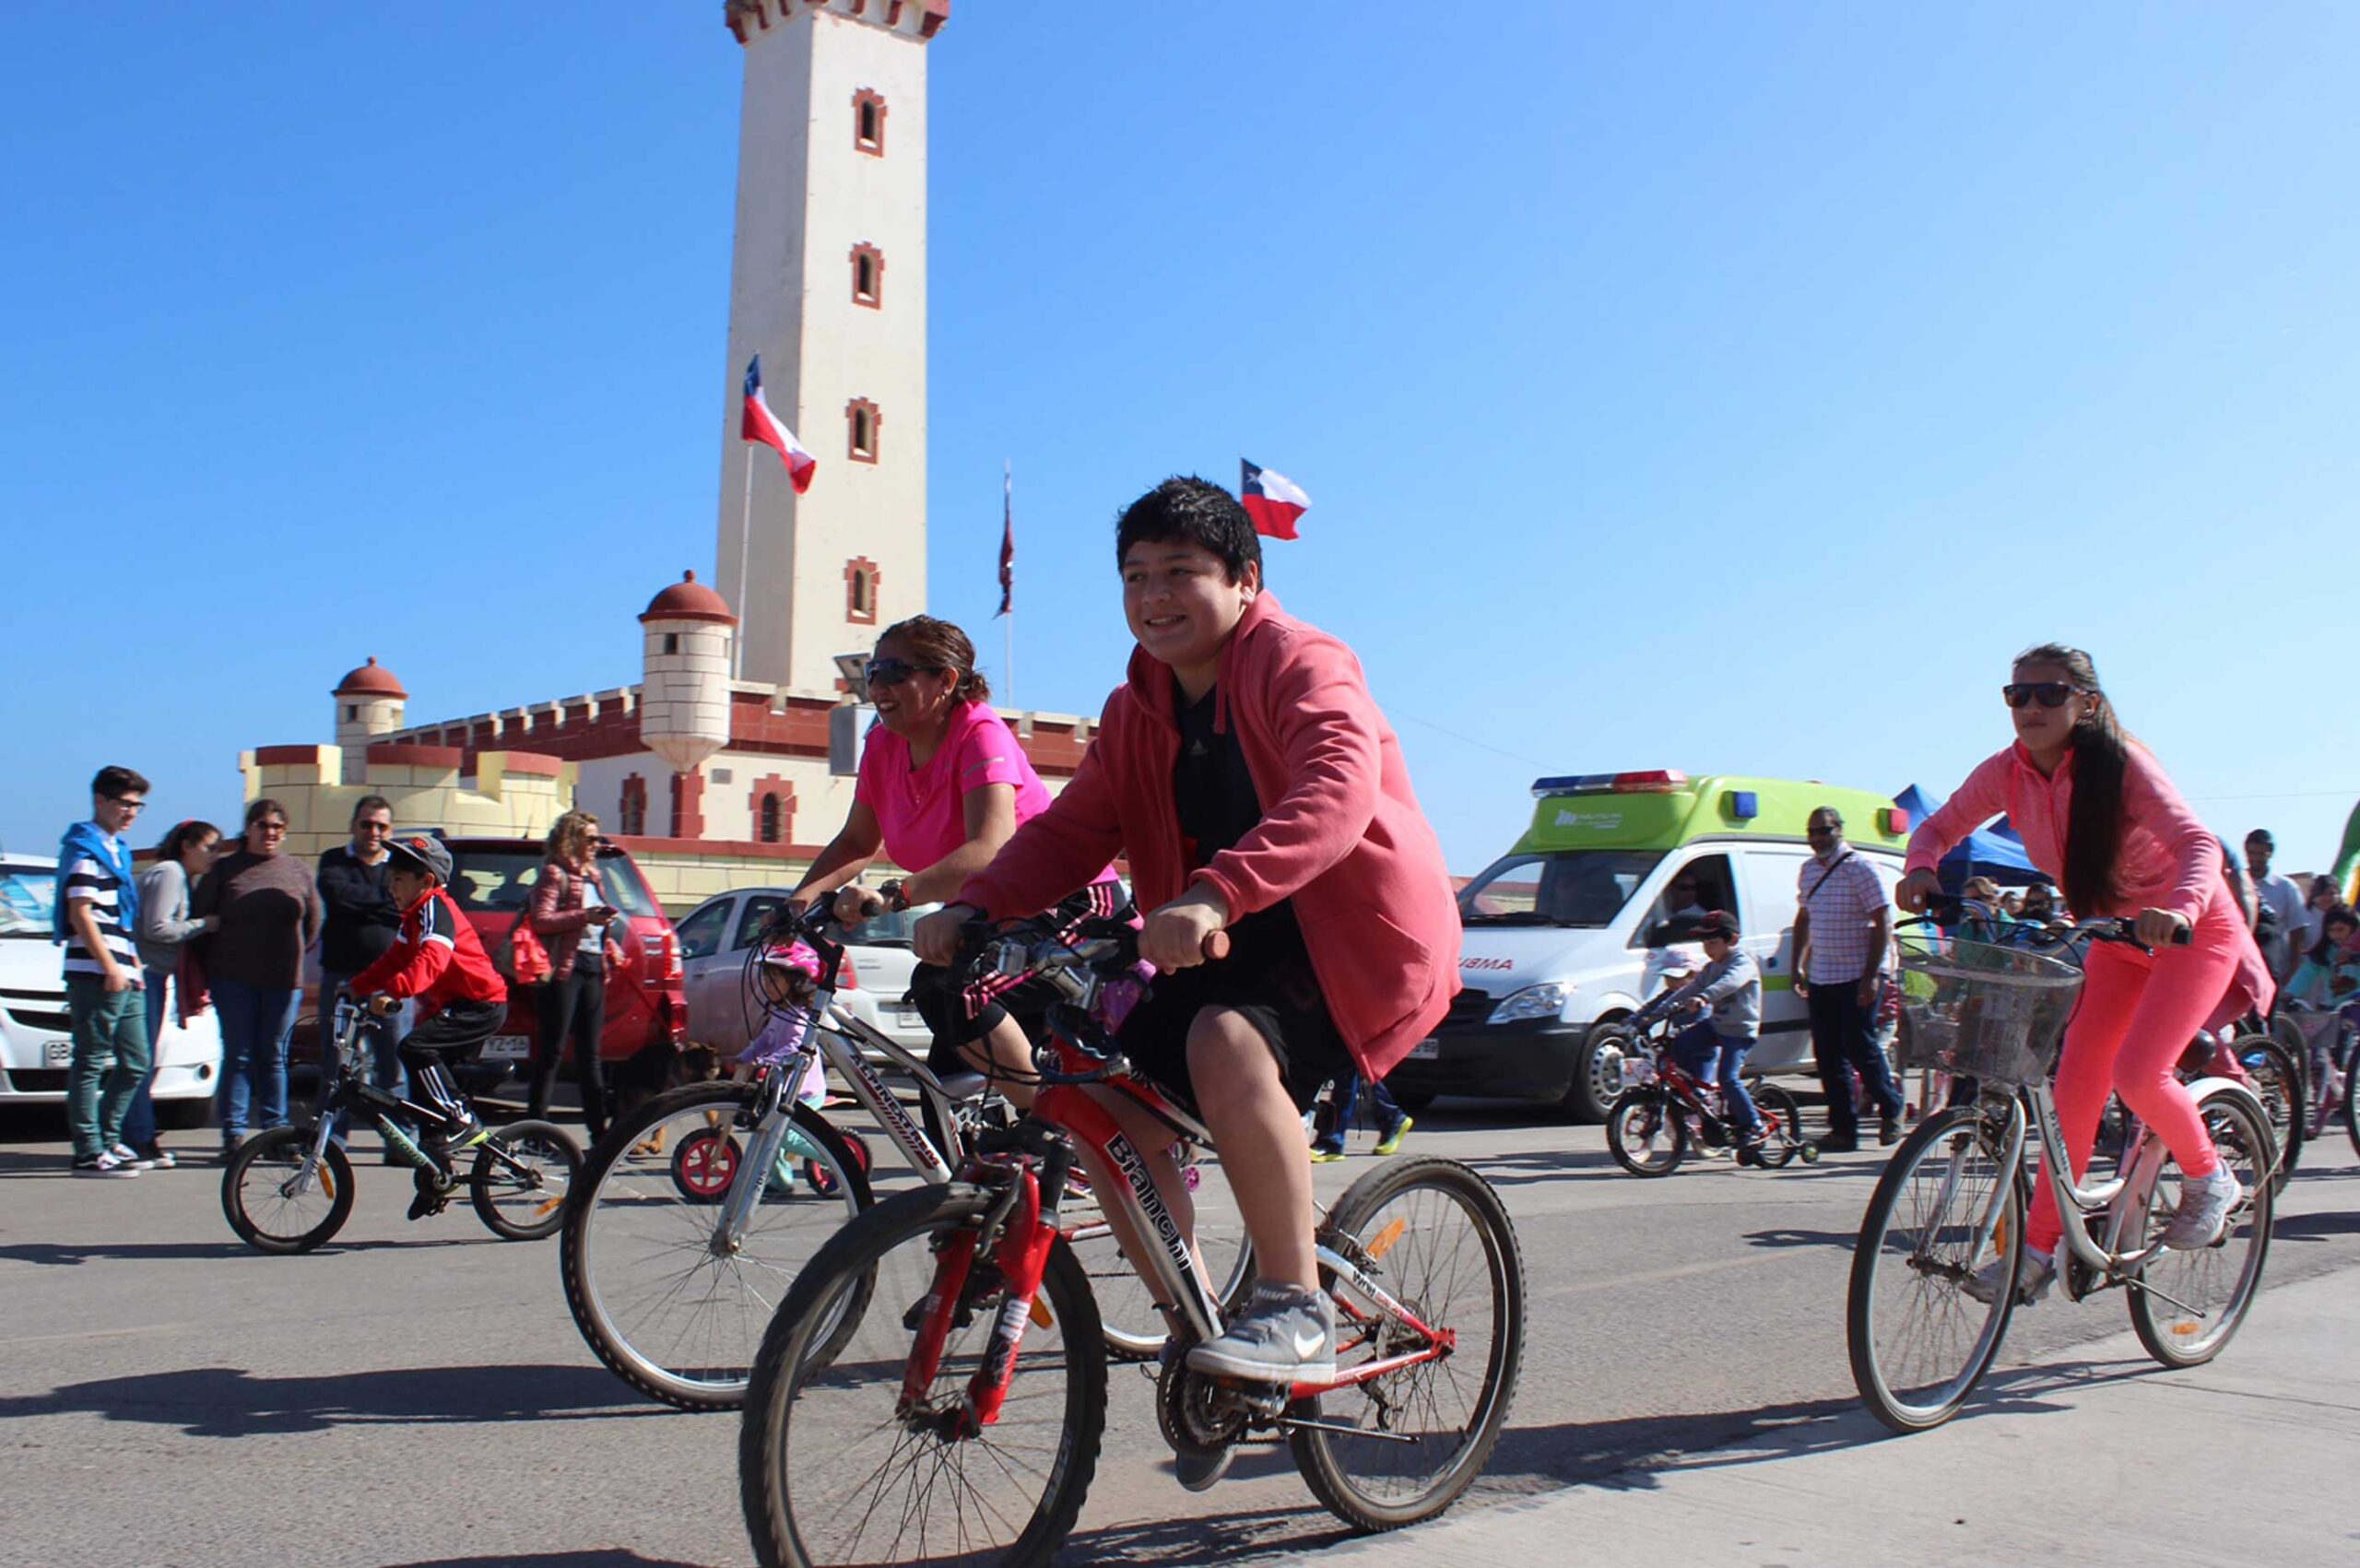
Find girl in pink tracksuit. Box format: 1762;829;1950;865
1900;643;2271;1302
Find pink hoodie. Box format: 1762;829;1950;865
1906;739;2272;1023
956;591;1461;1078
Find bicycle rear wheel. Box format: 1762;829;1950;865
2129;1087;2273;1368
1604;1087;1686;1176
562;1082;871;1411
470;1119;581;1241
1847;1105;2023;1433
739;1184;1105;1568
1291;1156;1525;1533
1748;1084;1804;1168
222;1127;354;1254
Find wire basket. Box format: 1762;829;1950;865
1894;930;2085;1088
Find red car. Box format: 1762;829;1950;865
440;837;687;1071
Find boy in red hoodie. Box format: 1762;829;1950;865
918;477;1459;1455
348;834;508;1209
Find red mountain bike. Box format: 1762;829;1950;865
1601;1013;1816;1176
738;914;1526;1567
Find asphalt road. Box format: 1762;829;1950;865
4;1095;2355;1568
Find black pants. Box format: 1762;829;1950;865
1808;976;1903;1138
528;971;607;1138
396;998;507;1127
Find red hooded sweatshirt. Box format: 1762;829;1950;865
957;591;1459;1078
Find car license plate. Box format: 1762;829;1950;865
1406;1038;1440;1060
483;1034;532;1061
44;1040;74;1067
888;1005;924;1029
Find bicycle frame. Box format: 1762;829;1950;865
284;1003;542;1197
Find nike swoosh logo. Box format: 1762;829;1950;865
1292;1328;1327;1358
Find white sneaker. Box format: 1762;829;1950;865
1186;1284;1336;1384
72;1150;141;1178
1963;1247;2055;1305
2160;1167;2242;1250
110;1143;157;1170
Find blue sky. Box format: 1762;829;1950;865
4;3;2355;878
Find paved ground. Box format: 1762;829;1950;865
2;1095;2354;1568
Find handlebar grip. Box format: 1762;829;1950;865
1202;930;1230;962
2167;924;2193;947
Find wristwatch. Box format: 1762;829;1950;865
879;878;912;913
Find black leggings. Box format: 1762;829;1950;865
528;971;607;1138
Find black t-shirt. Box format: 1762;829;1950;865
1172;680;1303;949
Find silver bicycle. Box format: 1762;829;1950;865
560;903;1251;1410
1847;903;2276;1432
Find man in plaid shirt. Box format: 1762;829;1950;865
1792;806;1902;1151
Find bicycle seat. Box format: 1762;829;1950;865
935;1069;989;1102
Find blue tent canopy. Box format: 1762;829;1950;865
1895;783;2042;886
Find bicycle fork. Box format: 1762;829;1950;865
903;1154;1069;1437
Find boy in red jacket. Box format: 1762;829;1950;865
348;834;508;1208
918;477;1459;1467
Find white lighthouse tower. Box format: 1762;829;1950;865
638;571;738;777
716;0;942;694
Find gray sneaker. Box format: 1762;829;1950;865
1186;1283;1335;1384
1962;1248;2055;1305
2160;1167;2242;1250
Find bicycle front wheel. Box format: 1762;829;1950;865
1291;1155;1525;1533
222;1127;354;1254
739;1184;1105;1568
1605;1087;1686;1175
1847;1105;2023;1433
562;1083;871;1411
471;1119;581;1241
2130;1087;2273;1368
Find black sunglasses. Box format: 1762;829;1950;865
2002;681;2084;710
865;658;946;688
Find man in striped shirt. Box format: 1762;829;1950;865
1792;805;1903;1152
57;766;155;1176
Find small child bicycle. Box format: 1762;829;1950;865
1601;1011;1815;1175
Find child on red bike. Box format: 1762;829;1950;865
916;476;1460;1432
1627;910;1767;1158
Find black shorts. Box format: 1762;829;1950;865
1113;905;1351;1114
396;997;507;1063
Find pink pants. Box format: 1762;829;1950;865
2025;900;2236;1254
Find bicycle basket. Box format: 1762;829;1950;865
1893;931;2084;1088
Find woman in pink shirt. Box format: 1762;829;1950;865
790;617;1120;1100
1899;644;2270;1304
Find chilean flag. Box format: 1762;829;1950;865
742;356;816;493
1240;459;1310;539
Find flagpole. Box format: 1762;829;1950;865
733;443;753;679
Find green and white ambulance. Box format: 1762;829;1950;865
1390;771;1909;1121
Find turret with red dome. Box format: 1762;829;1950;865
333;656;408;751
639;570;738;775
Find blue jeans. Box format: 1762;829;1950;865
1670;1020;1760;1138
213;979;299;1140
123;968;177;1150
322;972;410;1145
1313;1067;1407;1153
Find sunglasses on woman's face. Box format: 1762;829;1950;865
865;658;946;688
2002;681;2083;709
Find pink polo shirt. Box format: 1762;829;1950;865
856;700;1058;875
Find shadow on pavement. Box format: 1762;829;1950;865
0;1362;669;1437
2272;1208;2360;1242
1741;1226;1858;1251
1065;1501;1351;1564
389;1556;708;1568
0;1235;483;1266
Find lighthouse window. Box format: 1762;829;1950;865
846;398;879;463
854;89;887;156
663;632;679;654
851;243;883;308
760;793;783;843
844;556;880;626
345;704;358;722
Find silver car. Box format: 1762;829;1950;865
675;886;931;1060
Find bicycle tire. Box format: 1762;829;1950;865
1290;1155;1525;1533
739;1183;1106;1568
562;1081;872;1411
2230;1033;2302;1195
1847;1105;2024;1433
222;1127;355;1255
2346;1049;2360;1161
1604;1086;1686;1176
1749;1084;1804;1169
2129;1087;2273;1369
470;1118;581;1241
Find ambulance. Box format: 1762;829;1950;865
1389;772;1909;1121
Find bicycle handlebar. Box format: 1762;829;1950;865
1912;893;2192;950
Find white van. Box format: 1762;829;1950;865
1388;772;1907;1121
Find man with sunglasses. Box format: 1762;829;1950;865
1792;806;1903;1151
317;796;410;1151
57;766;155;1176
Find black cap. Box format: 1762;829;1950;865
1693;909;1739;940
384;832;452;884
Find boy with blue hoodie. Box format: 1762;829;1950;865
57;766;154;1176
